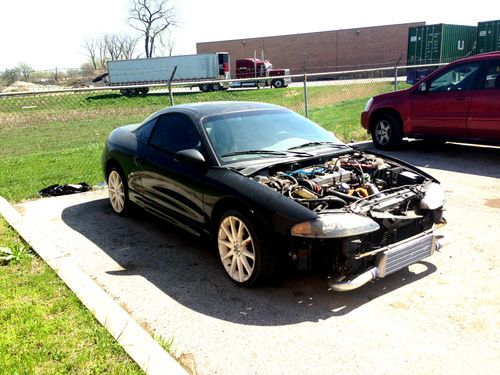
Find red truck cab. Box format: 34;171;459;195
361;52;500;149
234;58;290;88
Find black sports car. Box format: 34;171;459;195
102;101;446;290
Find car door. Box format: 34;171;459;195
467;59;500;140
137;112;206;235
411;61;483;137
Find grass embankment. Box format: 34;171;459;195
0;217;143;374
0;82;399;202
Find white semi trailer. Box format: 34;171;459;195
107;52;230;95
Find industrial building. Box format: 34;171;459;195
196;22;425;75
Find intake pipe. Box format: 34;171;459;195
328;267;380;292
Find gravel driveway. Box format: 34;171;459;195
14;141;500;374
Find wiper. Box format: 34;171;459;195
221;150;288;157
221;149;313;158
287;141;347;150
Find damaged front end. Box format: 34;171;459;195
253;151;446;291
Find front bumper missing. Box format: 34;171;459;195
329;230;443;291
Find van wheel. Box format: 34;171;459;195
371;113;403;150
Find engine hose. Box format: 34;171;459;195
296;196;348;207
329;190;362;202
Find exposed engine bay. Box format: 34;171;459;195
252;150;446;290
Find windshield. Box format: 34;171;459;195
202;109;344;164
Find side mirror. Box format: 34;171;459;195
418;82;428;93
174;149;206;169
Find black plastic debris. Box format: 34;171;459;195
38;182;91;197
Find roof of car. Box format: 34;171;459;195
153;101;285;118
454;51;500;63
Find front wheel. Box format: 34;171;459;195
217;211;271;287
272;79;284;88
371;113;403;150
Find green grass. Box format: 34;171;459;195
0;217;143;374
0;81;401;202
309;97;371;141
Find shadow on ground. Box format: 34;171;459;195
62;197;436;326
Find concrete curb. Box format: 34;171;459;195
0;196;186;375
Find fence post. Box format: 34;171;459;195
303;54;309;118
394;55;403;91
168;66;177;106
394;65;398;91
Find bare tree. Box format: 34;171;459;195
128;0;177;58
118;34;140;59
83;37;99;69
157;31;175;56
18;63;34;81
104;34;122;61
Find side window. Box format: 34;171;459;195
135;118;157;144
149;113;201;155
481;60;500;89
428;62;482;93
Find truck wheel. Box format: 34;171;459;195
120;89;132;96
138;87;149;95
371;113;403;150
211;83;221;91
272;79;284;88
199;84;211;92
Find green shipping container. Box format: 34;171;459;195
477;20;500;53
407;24;477;65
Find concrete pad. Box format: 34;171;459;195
0;194;186;375
6;141;500;374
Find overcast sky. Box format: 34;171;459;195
0;0;496;71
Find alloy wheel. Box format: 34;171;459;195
108;170;125;214
375;120;392;145
218;215;256;283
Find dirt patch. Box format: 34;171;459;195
308;82;387;108
2;81;63;93
484;198;500;209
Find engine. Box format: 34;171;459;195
253;152;426;213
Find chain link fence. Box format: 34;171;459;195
0;64;436;202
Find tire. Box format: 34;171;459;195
107;168;130;216
211;83;221;91
199;84;211;92
371;113;403;150
272;79;284;88
216;210;274;287
139;87;149;95
120;89;132;97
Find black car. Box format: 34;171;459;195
102;102;446;290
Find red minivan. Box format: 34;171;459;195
361;52;500;149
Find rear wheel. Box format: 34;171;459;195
371;113;403;150
217;210;272;287
107;168;130;216
199;84;211;92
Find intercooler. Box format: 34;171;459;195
376;230;436;277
